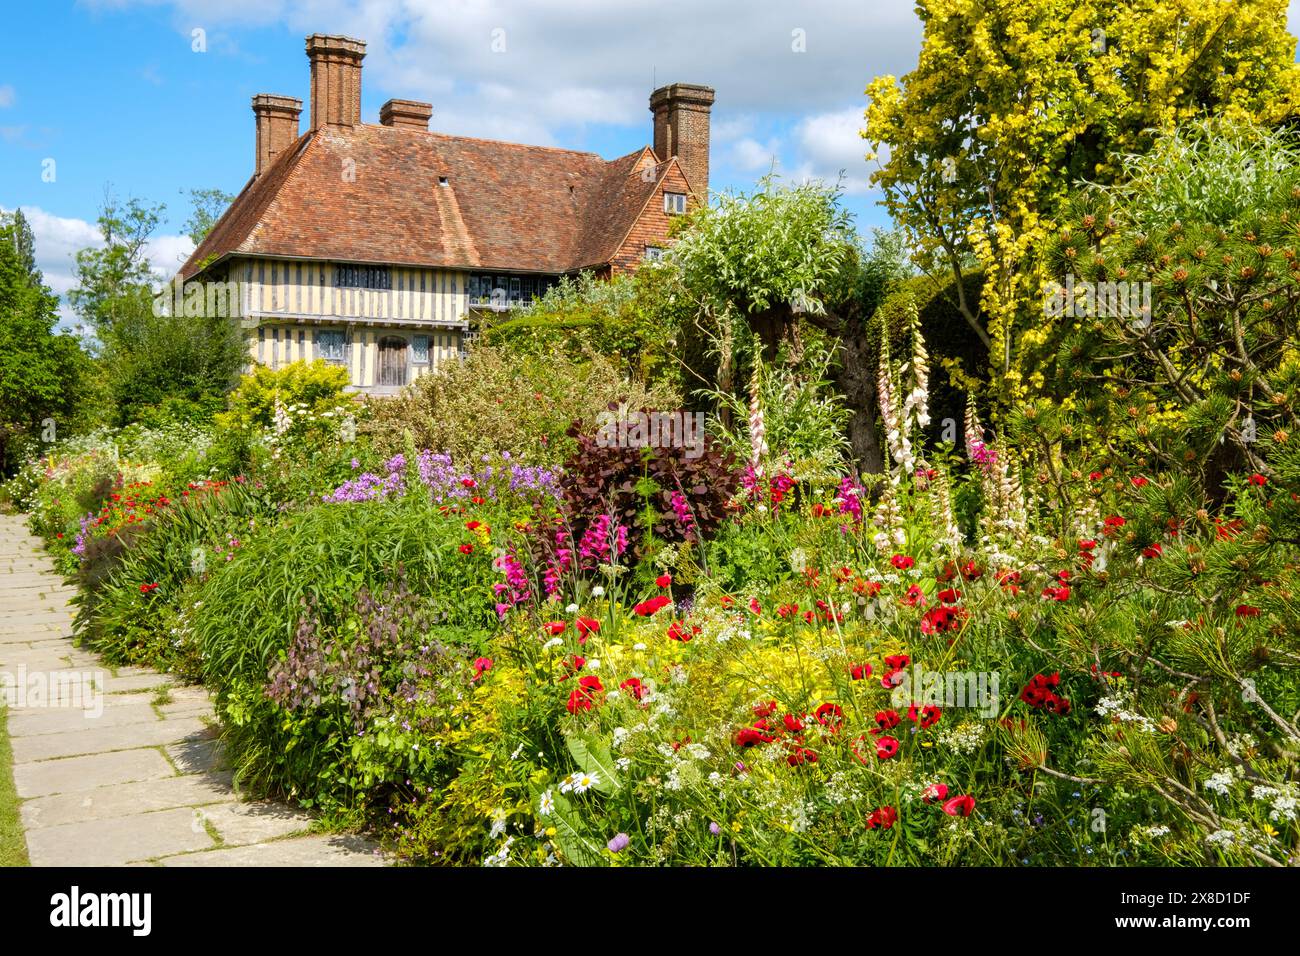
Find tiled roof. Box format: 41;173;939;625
180;123;676;279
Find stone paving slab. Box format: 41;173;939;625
158;834;387;867
24;806;217;867
14;747;177;798
12;717;210;762
21;771;237;830
1;512;385;867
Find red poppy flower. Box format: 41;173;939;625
458;543;474;555
937;588;962;604
875;735;900;759
960;560;982;580
735;721;778;746
881;668;906;689
619;677;646;700
814;702;844;730
777;603;799;618
542;621;567;636
901;585;927;607
1141;543;1163;559
1248;473;1267;486
866;806;897;830
875;709;901;731
783;713;805;733
922;783;949;804
465;520;482;531
1041;585;1071;602
908;704;942;729
942;794;975;816
1235;604;1260;618
891;554;916;570
566;675;604;714
753;700;778;718
850;662;872;681
884;654;911;670
472;656;493;679
576;616;601;637
634;596;672;616
1131;476;1149;487
461;477;477;489
655;574;673;588
786;747;818;766
748;597;762;615
666;620;699;642
720;595;736;609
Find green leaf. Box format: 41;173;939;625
563;730;622;795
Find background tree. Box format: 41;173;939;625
669;178;908;473
0;211;90;474
865;0;1300;406
68;192;244;426
182;188;234;247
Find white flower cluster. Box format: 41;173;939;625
1095;696;1157;733
1251;784;1299;823
938;721;988;755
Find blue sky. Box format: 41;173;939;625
6;1;1300;325
0;0;926;323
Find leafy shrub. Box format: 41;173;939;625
363;343;679;467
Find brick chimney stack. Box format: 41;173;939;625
650;83;715;202
251;94;302;177
305;34;366;129
379;98;433;131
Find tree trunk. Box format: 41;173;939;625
836;316;885;476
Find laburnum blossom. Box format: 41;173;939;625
566;675;605;714
942;794;976;817
619;677;647;700
634;595;672;616
922;783;949;804
866;806;898;830
471;657;493;680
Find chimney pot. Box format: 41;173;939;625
379;98;433;130
305;33;366;129
251;93;302;177
650;83;715;203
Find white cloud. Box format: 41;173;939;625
0;85;15;108
89;0;923;142
732;137;781;174
2;205;194;326
791;106;875;195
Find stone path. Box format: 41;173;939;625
0;513;385;866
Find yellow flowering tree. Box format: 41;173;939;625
864;0;1300;407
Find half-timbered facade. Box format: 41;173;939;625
179;34;714;395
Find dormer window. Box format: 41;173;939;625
645;246;666;262
438;176;449;186
664;192;687;215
